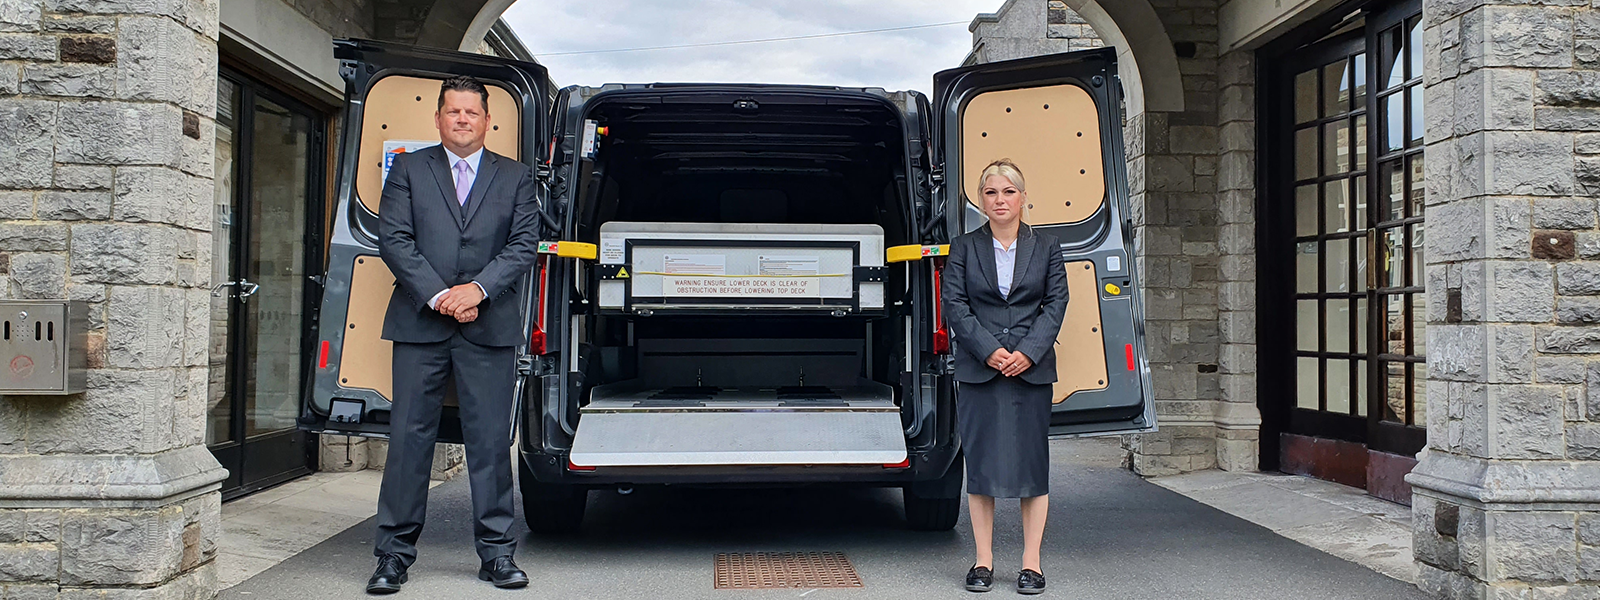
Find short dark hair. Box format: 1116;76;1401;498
438;76;490;113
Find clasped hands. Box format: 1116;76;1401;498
435;283;485;323
986;348;1034;378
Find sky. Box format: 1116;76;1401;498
501;0;1005;97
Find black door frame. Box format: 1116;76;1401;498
210;66;328;500
1256;0;1426;471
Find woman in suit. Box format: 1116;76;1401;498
942;159;1068;595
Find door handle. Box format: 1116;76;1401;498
237;280;261;303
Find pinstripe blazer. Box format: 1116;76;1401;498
941;223;1069;385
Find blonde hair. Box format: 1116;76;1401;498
979;159;1026;192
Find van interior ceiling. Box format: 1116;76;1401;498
567;92;917;408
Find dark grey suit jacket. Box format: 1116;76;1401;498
377;144;540;348
941;224;1069;385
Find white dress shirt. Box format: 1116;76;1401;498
428;145;487;311
993;236;1018;299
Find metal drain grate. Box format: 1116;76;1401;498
714;551;863;589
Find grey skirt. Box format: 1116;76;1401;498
957;376;1051;498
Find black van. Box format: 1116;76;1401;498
300;39;1155;533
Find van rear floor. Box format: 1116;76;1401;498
221;438;1428;599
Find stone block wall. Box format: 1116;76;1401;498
1046;1;1104;50
0;0;227;598
1409;1;1600;597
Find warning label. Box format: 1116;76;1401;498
664;277;819;298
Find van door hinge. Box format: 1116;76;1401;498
536;164;552;181
516;354;535;376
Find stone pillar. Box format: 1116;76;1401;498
1215;45;1260;473
1122;0;1232;477
1408;1;1600;597
0;0;226;598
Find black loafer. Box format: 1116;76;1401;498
965;565;994;592
1017;569;1046;595
366;554;408;595
478;556;529;589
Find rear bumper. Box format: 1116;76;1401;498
519;441;959;488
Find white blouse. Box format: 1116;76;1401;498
993;236;1018;299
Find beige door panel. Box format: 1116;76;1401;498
1053;260;1109;403
340;256;395;400
356;75;522;215
961;84;1105;226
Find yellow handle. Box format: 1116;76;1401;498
537;241;598;260
886;244;953;263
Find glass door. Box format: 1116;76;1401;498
1261;0;1425;468
207;68;326;499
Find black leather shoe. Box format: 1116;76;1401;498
478;556;529;589
366;554;408;595
965;565;994;592
1017;569;1046;595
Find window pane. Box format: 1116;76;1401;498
1386;293;1408;355
1355;232;1369;293
1356;358;1368;417
1412;361;1428;427
1384;92;1405;152
1298;357;1320;410
1327;358;1351;414
1408;18;1423;82
1297;127;1319;181
1383;361;1406;422
1295;69;1318;124
1356;298;1369;354
1296;184;1319;237
1409;86;1425;147
1385;160;1405;222
1325;180;1350;233
1409;154;1426;217
1354;115;1369;170
1324;59;1350;116
1410;223;1426;287
1298;300;1320;352
1384;227;1404;288
1353;53;1368;109
1325;120;1351;174
1297;241;1319;294
1328;298;1351;354
1412;292;1428;356
1383;27;1405;89
1327;237;1351;293
1354;175;1369;232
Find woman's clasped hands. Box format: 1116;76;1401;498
986;348;1034;378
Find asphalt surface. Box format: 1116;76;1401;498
222;440;1430;599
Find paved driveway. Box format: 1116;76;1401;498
222;440;1431;599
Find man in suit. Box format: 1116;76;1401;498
366;75;540;594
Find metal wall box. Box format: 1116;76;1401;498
0;300;88;395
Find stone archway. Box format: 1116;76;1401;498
375;0;519;52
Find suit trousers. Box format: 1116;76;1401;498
375;332;516;566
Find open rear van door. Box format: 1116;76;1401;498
933;47;1156;436
299;39;551;441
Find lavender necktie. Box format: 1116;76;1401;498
454;159;471;206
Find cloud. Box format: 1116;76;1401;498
502;0;1004;96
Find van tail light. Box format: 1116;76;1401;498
931;258;950;355
1125;344;1136;371
529;255;550;355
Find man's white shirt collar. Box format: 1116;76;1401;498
443;146;484;174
